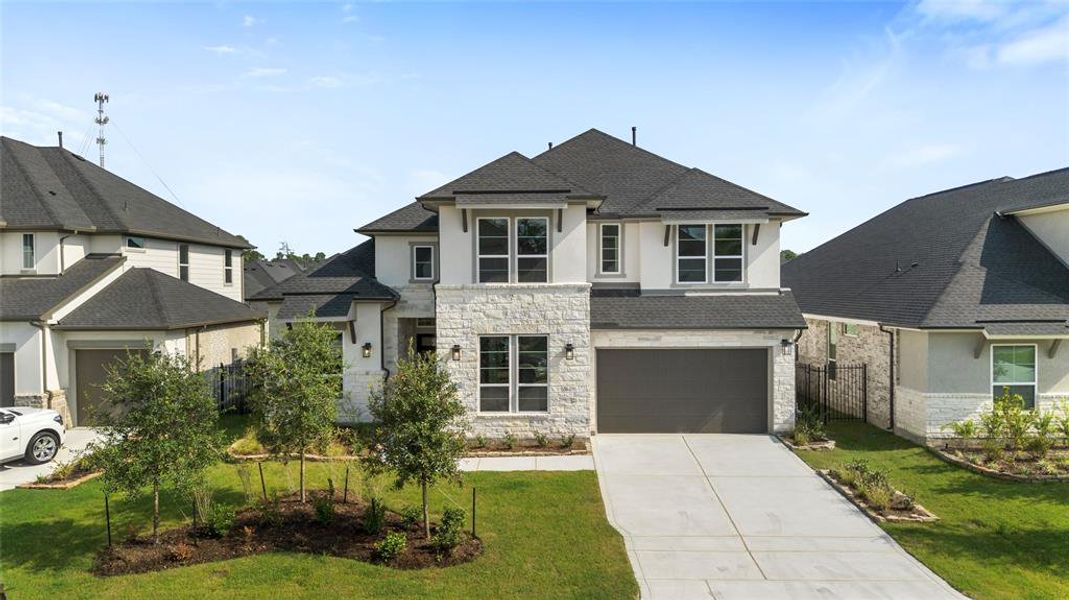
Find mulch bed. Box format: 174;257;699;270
777;436;836;451
930;447;1069;482
18;465;102;490
819;470;938;523
465;445;589;457
93;494;482;576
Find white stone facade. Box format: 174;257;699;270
436;283;592;440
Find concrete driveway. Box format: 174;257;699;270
0;428;102;492
593;434;964;600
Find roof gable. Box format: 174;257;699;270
418;151;597;200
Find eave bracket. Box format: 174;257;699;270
973;334;986;359
1050;339;1062;359
752;223;760;246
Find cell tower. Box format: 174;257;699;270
94;92;110;167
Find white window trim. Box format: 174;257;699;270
990;343;1038;407
712;224;746;284
516;216;549;283
476;217;511;284
842;323;860;337
477;334;550;415
21;233;35;270
599;223;622;275
178;244;190;281
675;224;709;284
125;236;146;252
224;249;234;286
411;244;435;281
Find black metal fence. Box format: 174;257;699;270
204;360;251;414
796;362;867;423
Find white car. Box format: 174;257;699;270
0;407;66;465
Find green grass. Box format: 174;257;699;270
0;418;636;600
795;422;1069;600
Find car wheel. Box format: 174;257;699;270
25;431;60;465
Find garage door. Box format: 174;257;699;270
75;348;149;426
1;353;13;407
596;349;769;433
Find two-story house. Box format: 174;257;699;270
784;168;1069;443
255;129;808;439
0;136;264;425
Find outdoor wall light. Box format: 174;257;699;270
362;342;373;358
565;343;575;361
780;339;793;356
451;344;462;361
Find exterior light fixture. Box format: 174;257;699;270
362;342;373;358
780;339;793;356
565;343;575;361
451;344;462;361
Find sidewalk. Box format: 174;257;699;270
459;454;593;471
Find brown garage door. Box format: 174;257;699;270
596;349;769;433
75;348;149;426
1;353;13;407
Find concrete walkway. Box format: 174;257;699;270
459;454;593;471
0;428;103;492
593;434;964;600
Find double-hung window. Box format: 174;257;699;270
992;345;1037;408
21;233;35;270
412;245;435;281
477;218;510;283
676;225;707;283
224;249;233;285
516;217;548;282
479;335;549;413
600;223;620;274
713;225;744;282
179;244;190;281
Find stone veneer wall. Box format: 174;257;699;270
339;370;384;424
590;329;797;433
436;283;591;440
796;317;894;429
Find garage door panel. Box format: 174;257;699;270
597;349;768;434
76;349;149;426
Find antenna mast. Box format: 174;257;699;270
94;92;110;167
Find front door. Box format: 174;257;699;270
416;334;437;356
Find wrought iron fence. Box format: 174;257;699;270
795;362;867;423
204;360;251;414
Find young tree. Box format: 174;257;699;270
95;351;223;543
363;346;467;539
246;317;341;502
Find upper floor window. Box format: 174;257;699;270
516;217;548;282
21;234;35;270
477;218;509;283
992;345;1036;409
600;223;621;274
676;225;707;283
224;249;233;285
713;224;743;282
412;245;435;281
126;236;145;250
179;244;190;281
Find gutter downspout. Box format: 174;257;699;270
879;324;895;431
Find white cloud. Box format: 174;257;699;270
245;67;287;78
881;143;963;170
997;15;1069;65
915;0;1008;23
242;15;260;28
308;76;343;88
204;45;237;55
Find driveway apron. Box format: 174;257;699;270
593;434;964;600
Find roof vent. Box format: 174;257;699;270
631;126;637;146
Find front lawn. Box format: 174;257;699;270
0;444;636;599
795;422;1069;600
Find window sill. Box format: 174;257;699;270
124;248;146;254
476;411;551;418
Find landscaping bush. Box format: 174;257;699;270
203;504;236;538
502;432;516;450
862;483;893;511
374;531;407;562
261;493;284;528
560;434;575;449
433;507;466;553
400;505;422;529
790;405;826;446
364;497;386;534
534;432;549;448
312;491;335;525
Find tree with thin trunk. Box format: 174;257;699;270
246;316;341;502
363;345;467;539
96;351;223;543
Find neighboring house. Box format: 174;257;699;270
0;136;265;426
783;168;1069;443
244;258;308;300
255;128;808;438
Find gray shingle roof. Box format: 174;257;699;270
250;240;397;302
782;168;1069;334
54;268;264;330
275;294;355;320
418;151;598;200
243;259;309;299
639;168;804;216
590;289;807;330
356;202;438;234
1;136;251;248
0;254;125;320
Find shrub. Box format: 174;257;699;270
433;507;466;552
982;438;1005;463
261;493;284;527
502;432;516;450
472;435;487;449
312;491;335;525
1036;460;1059;476
941;419;978;442
837;459;870;487
400;505;422;529
374;531;407;562
170;542;195;562
560;434;575;449
1057;402;1069;442
534;432;549;448
204;504;236;538
364;497;386;534
862;485;893;512
1025;435;1053;460
791;405;826;445
230;435;266;456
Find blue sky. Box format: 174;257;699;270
2;1;1067;256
